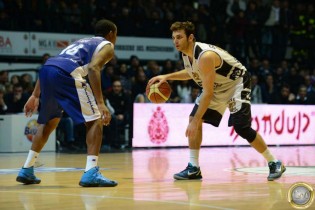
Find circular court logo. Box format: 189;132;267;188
287;182;314;209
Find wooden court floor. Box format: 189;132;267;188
0;146;314;210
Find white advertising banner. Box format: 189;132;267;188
0;31;29;56
0;31;178;60
0;114;55;152
133;104;315;147
29;32;178;60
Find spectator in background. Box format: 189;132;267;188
10;75;21;86
261;0;281;61
132;68;148;101
229;10;247;63
144;9;167;37
56;112;77;151
4;83;29;113
108;54;120;72
168;80;181;103
0;7;10;30
0;70;9;91
37;53;51;74
270;84;295;104
101;65;116;95
284;67;304;95
104;79;131;148
41;53;51;65
0;88;7;114
134;92;150;103
182;85;201;103
279;0;293;62
225;0;247;24
306;77;315;104
161;59;175;75
245;1;262;59
261;74;278;103
251;75;263;104
295;85;309;104
247;58;261;80
258;59;272;82
20;73;34;94
176;80;192;103
7;74;21;94
273;66;286;90
116;7;134;36
144;60;161;80
117;63;132;94
127;55;141;83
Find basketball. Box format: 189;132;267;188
146;81;172;103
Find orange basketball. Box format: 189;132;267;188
146;81;172;103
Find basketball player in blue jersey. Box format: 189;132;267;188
148;21;286;181
16;19;118;187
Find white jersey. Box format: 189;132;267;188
182;42;247;93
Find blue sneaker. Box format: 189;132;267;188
267;160;286;181
173;163;202;180
16;166;41;185
79;166;118;187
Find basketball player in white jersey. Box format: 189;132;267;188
148;21;286;181
16;19;118;187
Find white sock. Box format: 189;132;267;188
23;150;39;168
189;149;200;167
261;149;277;162
85;155;98;172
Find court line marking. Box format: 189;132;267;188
1;190;236;210
0;167;117;175
225;166;315;176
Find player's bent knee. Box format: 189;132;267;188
234;126;257;143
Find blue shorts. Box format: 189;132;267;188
38;65;101;125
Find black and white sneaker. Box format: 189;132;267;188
173;163;202;180
267;160;286;181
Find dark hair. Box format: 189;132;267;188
170;21;195;38
94;19;116;37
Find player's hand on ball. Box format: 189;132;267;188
146;80;172;104
148;75;167;87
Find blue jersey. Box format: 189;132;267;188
44;37;111;74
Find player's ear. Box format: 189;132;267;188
188;34;195;42
106;30;117;44
107;31;113;38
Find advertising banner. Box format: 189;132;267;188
115;36;178;60
0;31;178;60
0;114;55;152
29;32;86;56
0;31;29;56
133;104;315;147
